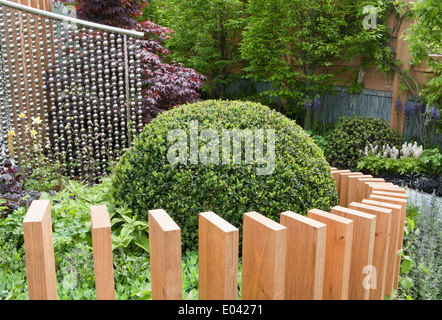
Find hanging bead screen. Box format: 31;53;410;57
0;1;144;183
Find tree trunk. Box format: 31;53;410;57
218;11;228;100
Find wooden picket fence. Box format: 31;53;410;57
22;168;408;300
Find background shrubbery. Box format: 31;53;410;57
325;116;403;170
110;100;338;249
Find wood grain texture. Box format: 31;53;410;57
307;209;353;300
23;200;57;300
363;182;398;199
368;194;407;291
362;199;402;298
331;169;351;196
199;212;239;300
348;202;392;300
91;205;115;300
331;206;376;300
148;209;182;300
339;172;364;206
242;212;287;300
346;175;372;207
356;178;385;202
280;211;326;300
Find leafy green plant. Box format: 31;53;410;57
357;147;442;177
306;131;327;154
0;241;28;300
111;206;149;253
326;116;403;170
110;100;338;250
391;194;442;300
241;0;396;129
146;0;246;99
357;156;420;175
418;148;442;176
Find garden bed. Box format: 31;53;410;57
0;189;42;218
370;172;441;197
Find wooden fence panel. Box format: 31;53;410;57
23;200;57;300
199;212;239;300
348;202;392;300
368;194;407;291
363;182;398;199
330;206;376;300
242;211;287;300
357;178;385;202
339;172;364;206
148;209;182;300
346;175;372;207
90;205;115;300
307;209;353;300
280;211;326;300
331;169;351;195
371;190;407;199
362;199;402;298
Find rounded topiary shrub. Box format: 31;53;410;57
110;100;338;249
325;116;403;170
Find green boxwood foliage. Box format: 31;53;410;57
326;116;403;170
110;100;338;250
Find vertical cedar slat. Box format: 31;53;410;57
91;205;115;300
362;199;402;298
368;194;407;292
331;206;376;300
357;178;385;202
371;190;407;199
348;202;392;300
363;182;397;200
148;209;182;300
339;172;364;206
331;169;351;196
307;209;353;300
346;175;372;207
242;211;286;300
23;200;57;300
280;211;326;300
199;212;239;300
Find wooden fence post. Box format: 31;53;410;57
90;205;115;300
307;209;353;300
368;194;407;292
363;182;398;199
346;175;372;207
339;172;364;206
331;169;351;196
23;200;57;300
348;202;392;300
361;199;403;298
148;209;182;300
199;212;239;300
330;206;376;300
371;190;407;199
357;178;385;202
280;211;326;300
242;211;286;300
